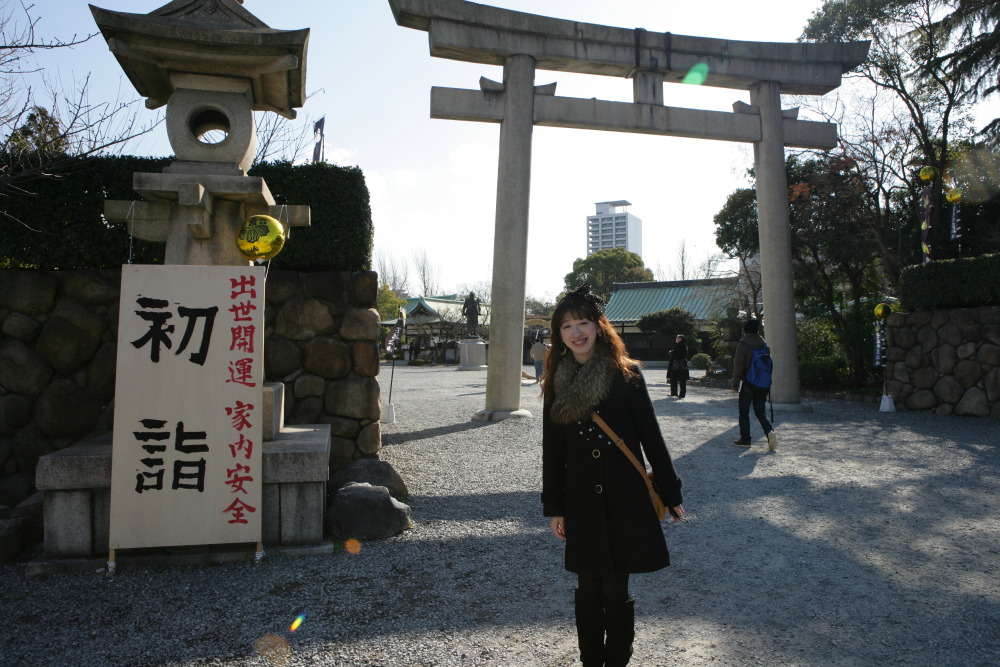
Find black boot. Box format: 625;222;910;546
603;598;635;667
574;588;606;666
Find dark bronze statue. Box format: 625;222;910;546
462;292;480;336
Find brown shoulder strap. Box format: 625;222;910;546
590;411;648;478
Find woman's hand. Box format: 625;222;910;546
668;505;685;522
550;516;566;540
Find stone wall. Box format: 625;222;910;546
885;307;1000;418
0;268;383;511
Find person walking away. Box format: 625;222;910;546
541;283;684;667
530;338;548;384
668;334;690;398
731;319;778;450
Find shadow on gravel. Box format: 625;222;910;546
382;420;493;446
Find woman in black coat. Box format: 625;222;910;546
541;284;684;667
668;334;690;398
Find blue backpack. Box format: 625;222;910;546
741;341;773;389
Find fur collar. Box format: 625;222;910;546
550;346;616;424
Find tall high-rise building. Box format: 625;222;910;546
586;200;642;257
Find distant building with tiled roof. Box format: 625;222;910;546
605;278;738;333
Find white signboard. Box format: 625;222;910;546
110;265;265;549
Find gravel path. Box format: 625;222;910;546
1;364;998;667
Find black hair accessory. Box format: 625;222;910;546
560;282;606;316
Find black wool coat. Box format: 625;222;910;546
542;366;683;575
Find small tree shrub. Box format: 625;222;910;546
799;356;846;389
690;353;712;370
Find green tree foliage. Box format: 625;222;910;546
563;247;651;301
713;187;763;319
376;283;407;322
7;106;67;156
525;296;555;317
635;307;696;340
714;155;884;386
802;0;990;280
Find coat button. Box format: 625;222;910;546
595;484;603;494
592;449;601;458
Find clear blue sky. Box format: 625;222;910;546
30;0;998;301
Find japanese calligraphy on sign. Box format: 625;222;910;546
110;265;265;549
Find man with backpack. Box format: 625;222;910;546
730;319;778;451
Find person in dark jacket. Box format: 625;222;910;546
667;334;690;398
730;319;778;450
541;283;684;667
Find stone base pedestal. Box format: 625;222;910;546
473;408;533;421
458;338;487;370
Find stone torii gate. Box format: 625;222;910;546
389;0;869;420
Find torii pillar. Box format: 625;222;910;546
390;0;869;419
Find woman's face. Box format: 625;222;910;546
561;313;598;363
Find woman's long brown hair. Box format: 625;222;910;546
541;297;639;405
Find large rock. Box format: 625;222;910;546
339;307;380;341
2;312;41;341
976;343;1000;367
62;270;119;305
905;390;937;411
936;325;962;347
890;326;917;349
303;271;350;308
954;360;985;389
34;298;105;375
86;341;118;402
325;482;410;540
0;394;34;437
0;471;33;507
274;295;335;340
357;422;381;456
265;337;302;378
955;387;989;417
329;458;406;498
916;325;938;351
933;376;965;404
930;344;957;375
352;341;380;377
0;518;25;563
0;270;58;315
324;377;380;421
264;270;301;305
911;367;939;390
33;379;102;439
303;336;351;379
984;368;1000;404
984;325;1000;346
349;271;378;307
0;339;53;396
293;374;326;397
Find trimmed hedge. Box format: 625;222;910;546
1;156;372;272
899;252;1000;310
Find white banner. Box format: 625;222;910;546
110;265;265;549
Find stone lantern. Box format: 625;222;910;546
93;0;311;265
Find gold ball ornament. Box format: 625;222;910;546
874;303;892;320
236;214;286;261
946;188;963;203
919;166;938;181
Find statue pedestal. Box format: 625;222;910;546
457;338;487;370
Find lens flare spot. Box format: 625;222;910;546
254;633;291;666
345;538;362;555
682;62;709;85
289;611;308;632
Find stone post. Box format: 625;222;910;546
750;80;804;409
476;54;535;421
